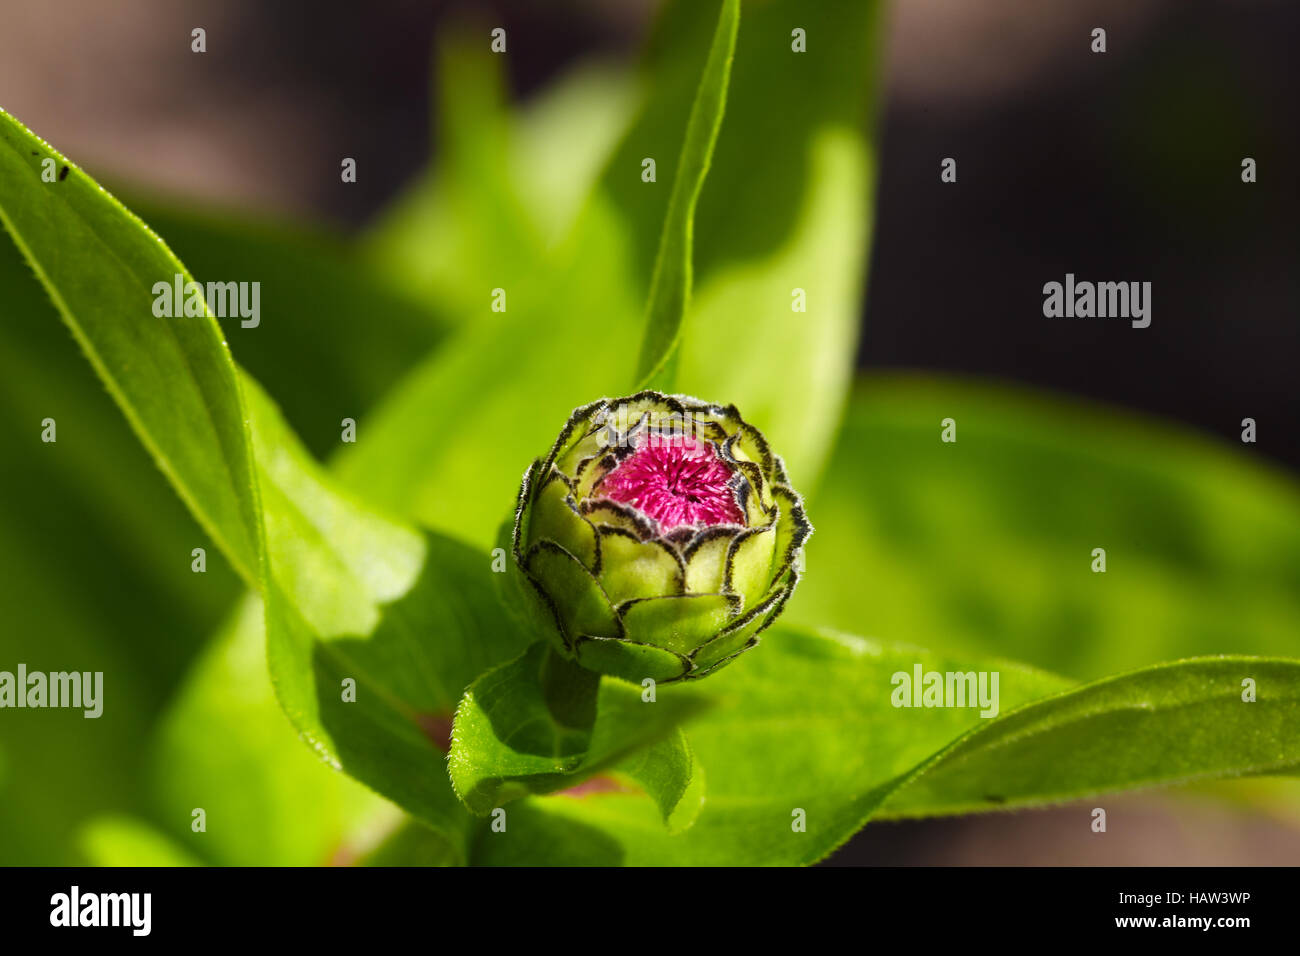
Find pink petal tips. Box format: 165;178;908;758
597;435;744;531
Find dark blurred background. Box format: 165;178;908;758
4;0;1294;469
2;0;1296;864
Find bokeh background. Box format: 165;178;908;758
1;0;1297;865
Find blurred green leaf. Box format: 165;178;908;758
344;0;885;552
78;816;203;868
635;0;739;389
124;197;445;459
149;595;392;866
359;819;464;867
331;40;654;545
362;31;541;327
473;627;1070;865
794;376;1300;678
335;199;643;547
1188;777;1300;830
881;656;1300;819
508;65;641;246
449;643;708;820
0;108;261;583
362;43;637;316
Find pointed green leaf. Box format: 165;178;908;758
881;656;1300;819
0;109;529;857
0;107;260;582
610;0;886;486
634;0;739;390
618;728;706;833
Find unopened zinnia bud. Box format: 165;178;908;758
511;392;811;682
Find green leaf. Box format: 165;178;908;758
794;376;1300;679
633;0;739;390
449;643;600;813
248;377;531;853
881;656;1300;819
618;728;706;834
0;121;242;865
473;628;1300;865
125;196;445;459
0;107;261;583
674;128;870;492
0;188;438;849
473;627;1072;865
0;108;527;856
449;643;709;821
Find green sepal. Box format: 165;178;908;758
690;576;792;673
725;525;777;609
524;541;621;641
770;483;812;580
529;469;601;571
495;515;558;646
619;593;738;655
597;528;685;604
539;400;604;479
573;635;689;683
581;499;657;539
682;527;734;593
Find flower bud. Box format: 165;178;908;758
511;392;811;682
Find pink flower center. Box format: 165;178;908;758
598;436;744;531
